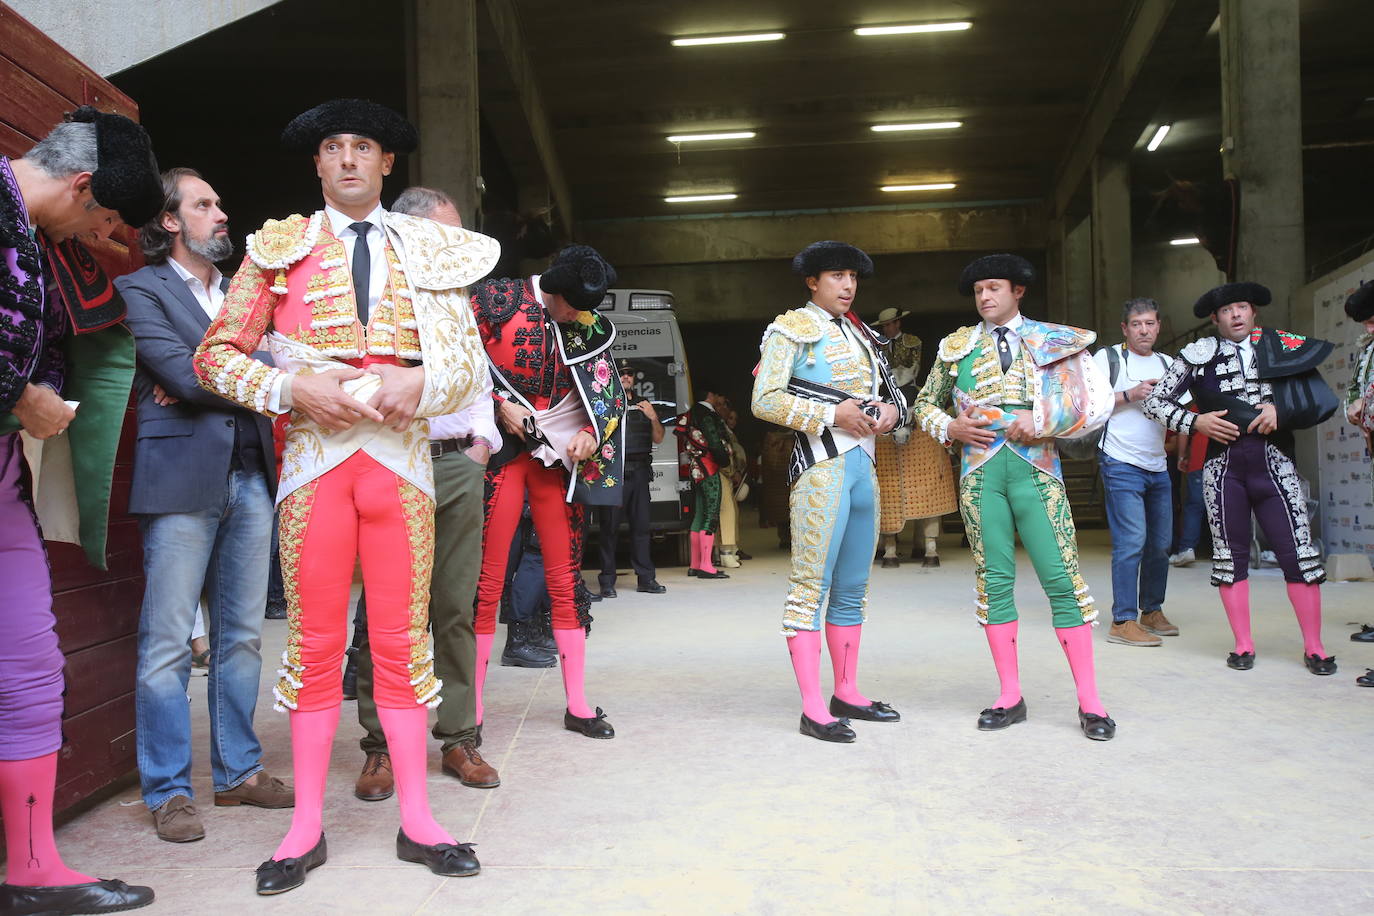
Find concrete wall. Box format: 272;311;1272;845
1129;241;1227;349
8;0;281;75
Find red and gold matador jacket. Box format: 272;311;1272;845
193;210;499;503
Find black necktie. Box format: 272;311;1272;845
349;221;372;324
995;327;1012;372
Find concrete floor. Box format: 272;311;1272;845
50;524;1374;915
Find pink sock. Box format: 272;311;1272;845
698;533;719;574
984;621;1022;709
825;623;870;706
787;630;833;723
689;531;702;570
553;627;595;718
273;705;339;861
0;753;93;886
1057;624;1106;717
1286;582;1327;657
1218;580;1254;654
377;705;454;847
474;631;494;726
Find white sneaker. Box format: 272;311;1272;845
1169;549;1195;567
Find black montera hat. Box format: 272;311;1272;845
1345;280;1374;323
281;99;419;154
957;254;1035;296
1192;281;1271;319
539;245;617;310
64;106;163;227
791;240;874;279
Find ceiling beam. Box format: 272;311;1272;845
479;0;575;230
579;203;1045;268
1049;0;1219;219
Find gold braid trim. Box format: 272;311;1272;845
273;480;319;712
958;472;991;624
1032;469;1098;624
396;480;442;707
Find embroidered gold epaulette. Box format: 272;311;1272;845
247;212;322;271
761;307;826;348
937;325;980;362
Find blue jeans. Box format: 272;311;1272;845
1099;452;1172;623
135;469;273;810
1173;469;1204;553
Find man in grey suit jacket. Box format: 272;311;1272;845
116;168;292;843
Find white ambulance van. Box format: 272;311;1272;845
600;288;693;560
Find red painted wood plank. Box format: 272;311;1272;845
0;117;33;157
0;5;137;117
51;578;144;654
62;635;138;718
0;53;80;143
55;694;136;812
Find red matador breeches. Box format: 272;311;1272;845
475;453;578;634
274;451;440;711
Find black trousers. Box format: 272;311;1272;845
598;458;655;587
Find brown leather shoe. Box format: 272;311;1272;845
442;742;500;789
354;752;394;801
152;795;205;843
215;771;295;808
1139;609;1180;636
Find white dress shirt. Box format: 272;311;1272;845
325;204;387;315
983;312;1026;356
427;369;502;449
167;256;225;320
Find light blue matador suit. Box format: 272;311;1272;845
752;304;908;634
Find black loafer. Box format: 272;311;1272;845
687;567;700;577
0;878;154;915
1357;669;1374;687
976;697;1027;731
1304;653;1337;675
694;569;729;579
799;714;856;743
1079;709;1117;741
637;581;667;594
396;828;480;877
564;707;615;738
1226;651;1255;670
922;556;941;568
255;834;327;895
829;696;900;722
1351;625;1374;643
599;587;617;599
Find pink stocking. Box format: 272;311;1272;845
377;705;454;846
825;623;870;706
0;753;93;886
554;627;595;718
1286;582;1327;657
787;630;832;723
1218;580;1254;654
983;621;1022;709
1056;624;1106;717
273;705;339;861
474;631;494;726
689;531;702;570
698;533;719;574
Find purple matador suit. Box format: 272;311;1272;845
0;155;69;761
1141;328;1330;587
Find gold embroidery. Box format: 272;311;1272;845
273;480;319;711
396;480;442;707
958;472;990;624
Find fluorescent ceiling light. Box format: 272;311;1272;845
1170;237;1201;246
664;193;738;203
671;32;784;47
855;22;972;36
665;131;756;143
1146;124;1171;151
871;121;962;133
880;183;957;192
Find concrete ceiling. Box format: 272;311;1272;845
511;0;1134;220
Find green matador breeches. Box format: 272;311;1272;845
957;447;1097;628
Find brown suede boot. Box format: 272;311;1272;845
354;752;394;801
442;742;500;789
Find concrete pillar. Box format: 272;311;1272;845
408;0;481;226
1090;155;1132;341
1045;216;1068;324
1220;0;1304;325
1063;216;1095;331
